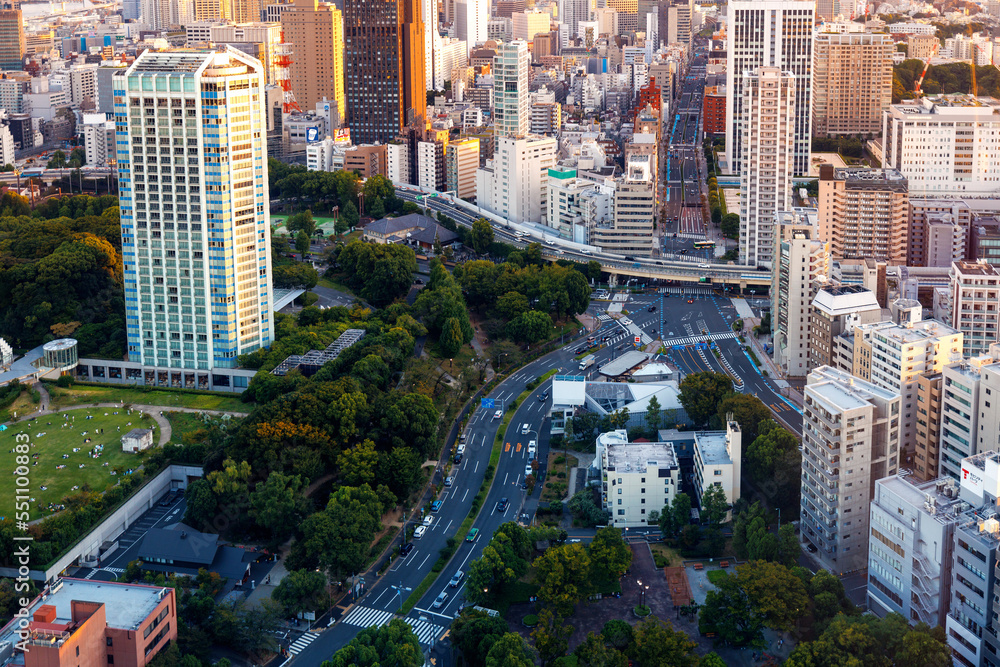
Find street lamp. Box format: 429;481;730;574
391;582;412;612
637;579;648;607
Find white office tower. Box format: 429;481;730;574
559;0;589;41
801;366;902;575
881;95;1000;196
476;135;557;224
948;261;1000;357
0;122;12;169
115;49;274;372
740;67;795;268
938;349;1000;480
424;0;442;90
82;112;114;168
772;209;830;378
455;0;488;55
726;0;814;177
493;40;530;139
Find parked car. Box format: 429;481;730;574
525;464;534;477
413;526;427;539
454;453;463;464
430;500;443;512
527;440;537;456
423;515;434;527
399;542;414;557
444;476;454;487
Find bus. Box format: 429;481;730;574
693;240;716;249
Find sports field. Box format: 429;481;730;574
2;407;158;521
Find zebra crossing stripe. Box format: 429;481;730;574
288;633;318;655
342;605;395;629
404;617;445;645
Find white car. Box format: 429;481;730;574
622;318;632;325
527;440;537;456
449;570;464;587
423;515;434;527
525;464;534;477
699;263;710;268
414;525;427;539
521;423;530;435
433;591;450;609
493;409;502;420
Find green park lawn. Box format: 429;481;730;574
44;383;250;413
1;407;158;521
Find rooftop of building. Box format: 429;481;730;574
807;365;900;407
832;166;908;189
17;578;168;632
863;319;961;345
597;351;650;377
877;472;965;523
812;284;880;316
694;430;733;467
952;260;1000;277
892;94;1000;115
605;440;678;474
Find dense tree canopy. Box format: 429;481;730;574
336;239;417;306
321;619;423;667
678;372;733;426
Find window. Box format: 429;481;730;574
618;509;625;515
77;648;80;657
108;657;115;665
714;469;723;476
107;638;113;647
618;499;622;505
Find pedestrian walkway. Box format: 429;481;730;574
730;297;754;319
662;331;736;347
288;631;320;655
597;314;612;323
341;605;445;646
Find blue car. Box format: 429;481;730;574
431;500;443;512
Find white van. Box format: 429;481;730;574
521;423;530;435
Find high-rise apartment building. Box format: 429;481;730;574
772;209;831;377
194;0;231;21
817;166;909;265
740;67;795;267
0;7;24;70
812;33;892;137
725;0;814;177
493;40;529;139
281;0;345;120
801;365;902;574
476;134;557;224
228;0;261;22
454;0;488;54
948;261;1000;357
913;371;943;480
445;137;479;200
417;140;446;191
882;95;1000;196
114;49;274;373
854;319;963;463
815;0;840;20
344;0;426;145
82;112;115;168
423;0;441;90
937;352;1000;481
808;284;882;372
594;154;657;256
512;10;550;41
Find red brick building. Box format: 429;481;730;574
703;86;726;136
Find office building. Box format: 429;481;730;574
280;0;345;119
772;209;831;377
194;0;230;21
423;0;439;90
0;578;177;666
907;34;938;60
344;0;426;145
445;137;479;200
914;371;943;480
493;40;529;139
692;420;742;512
812;33;893;138
809;284;882;372
593;154;656;256
598;429;680;529
455;0;488;53
476;134;557;224
512;9;550;41
817;166;909;265
0;7;24;70
815;0;840;20
938;354;1000;481
800;366;902;574
114;49;274;375
948;261;1000;357
726;0;814;177
416;140;446;192
970;220;1000;267
855;319;963;463
559;0;588;40
496;0;526;18
740;67;795;268
882;95;1000;196
867;473;962;627
703;84;725;135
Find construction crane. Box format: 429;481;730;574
914;43;940;99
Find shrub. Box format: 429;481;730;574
523;614;539;627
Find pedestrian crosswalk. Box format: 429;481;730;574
597;314;612;322
663;331;737;346
105;567;124;573
341;605;446;646
288;631;320;655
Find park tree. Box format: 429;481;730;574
734;560;810;632
466;523;532;605
534;542;593;615
601;619;634;653
507;310;553;345
286;209;317;236
588;527;632;581
678;371;733;425
567;489;608;527
746;419;801;514
470;217;494;255
785;613;950;667
337;238;417;306
721;213;740;239
339;200;359;233
485;633;535;667
321;619;422;667
531;608;574;666
495;292;528;321
452;609;511;667
699;484;729;527
630;617;699;667
248;472;308;547
183;479;218;529
698;573;767;649
667;492;693;537
338;439;379;486
368;196;386;220
271;569;329;617
645;394;662;433
362;173;395;205
439;316;465;357
778;523;799;567
296;229;311;256
733;502;776;561
700;654;727;667
574;632;628;667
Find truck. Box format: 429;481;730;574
579;354;596;371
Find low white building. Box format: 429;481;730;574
548;375;689;435
81;112;114;168
121;428;154;452
598;430;680;528
692;420;742;511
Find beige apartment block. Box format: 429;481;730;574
812;33;892;138
281;0;345;121
817;165;908;265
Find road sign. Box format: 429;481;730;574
634;336;641;345
481;398;495;409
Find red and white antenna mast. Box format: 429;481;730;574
274;31;301;113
